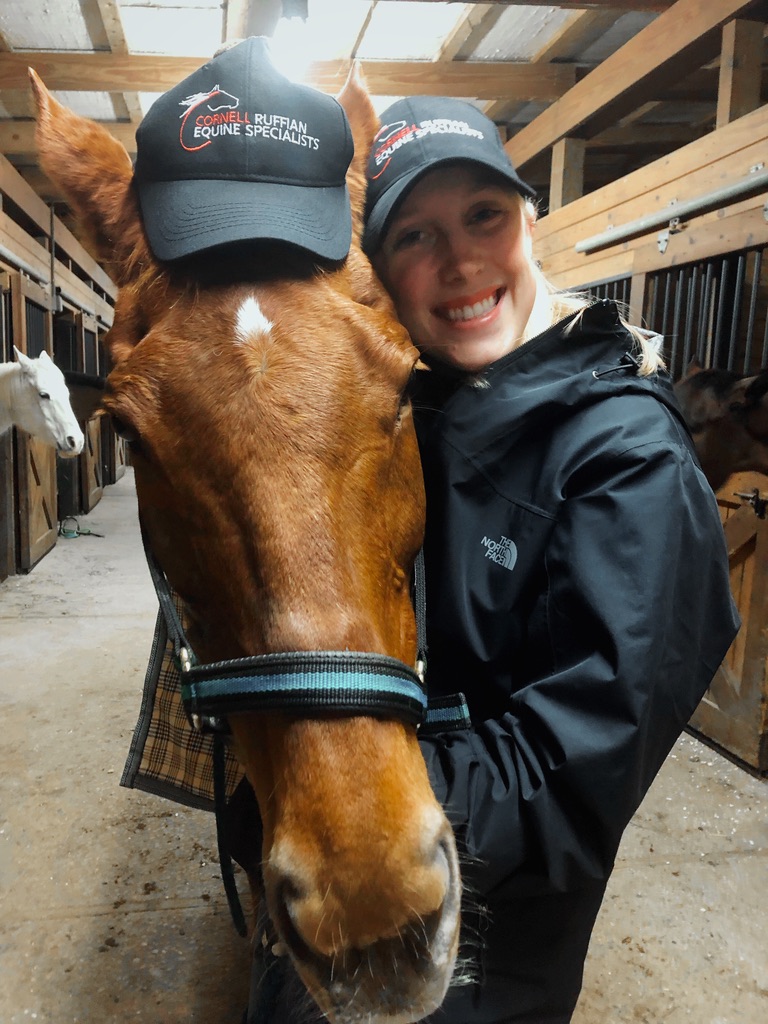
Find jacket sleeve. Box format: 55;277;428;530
419;437;739;900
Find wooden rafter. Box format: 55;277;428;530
0;52;575;101
486;8;622;122
437;3;508;62
91;0;142;124
380;1;676;10
505;0;766;169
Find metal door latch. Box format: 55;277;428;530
734;488;768;519
657;216;685;254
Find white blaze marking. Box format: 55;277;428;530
235;297;273;345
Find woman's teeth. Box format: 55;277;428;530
443;292;499;322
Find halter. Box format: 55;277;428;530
140;524;469;935
141;523;467;734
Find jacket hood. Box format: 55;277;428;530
413;299;686;457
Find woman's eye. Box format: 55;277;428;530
392;229;425;252
471;206;502;225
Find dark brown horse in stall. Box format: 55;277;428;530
30;67;461;1023
674;360;768;492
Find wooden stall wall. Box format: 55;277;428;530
699;472;768;772
0;148;115;577
530;30;768;773
7;271;58;571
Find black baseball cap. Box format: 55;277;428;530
362;96;537;256
134;36;354;262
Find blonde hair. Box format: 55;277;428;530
519;197;665;378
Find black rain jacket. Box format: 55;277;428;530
415;300;740;1024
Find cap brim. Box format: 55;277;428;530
138;178;352;263
362;156;537;257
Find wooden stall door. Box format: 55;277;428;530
80;416;103;512
0;274;15;581
53;309;84;519
10;273;57;571
0;426;13;581
101;415;126;485
97;323;124;486
16;435;57;570
78;313;103;511
689;471;768;773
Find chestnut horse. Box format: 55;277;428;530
674;360;768;491
30;68;461;1023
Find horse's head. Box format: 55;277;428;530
675;359;768;491
12;346;84;456
31;61;460;1023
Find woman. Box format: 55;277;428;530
361;96;740;1024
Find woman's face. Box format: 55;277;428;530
373;165;538;373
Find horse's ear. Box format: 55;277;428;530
682;357;704;380
13;346;31;370
337;62;379;247
742;369;768;406
29;68;149;286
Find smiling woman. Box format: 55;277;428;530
358;92;741;1024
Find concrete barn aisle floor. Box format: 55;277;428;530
1;468;766;1024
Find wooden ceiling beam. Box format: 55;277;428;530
379;1;675;10
0;122;137;155
504;0;766;169
0;116;706;161
0;52;575;101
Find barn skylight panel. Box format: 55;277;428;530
269;2;371;80
355;1;469;60
119;0;222;57
0;0;92;51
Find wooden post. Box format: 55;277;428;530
716;18;764;127
225;0;282;40
628;272;647;327
549;137;585;211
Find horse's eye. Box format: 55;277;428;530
111;416;140;444
395;392;412;426
38;391;50;400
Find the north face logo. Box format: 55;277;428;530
481;534;517;571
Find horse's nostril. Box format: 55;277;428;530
67;436;77;448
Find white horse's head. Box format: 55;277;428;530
13;347;84;457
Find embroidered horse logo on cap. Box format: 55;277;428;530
178;86;246;152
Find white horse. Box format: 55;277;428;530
0;347;84;456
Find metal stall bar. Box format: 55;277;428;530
575;169;768;254
727;253;747;371
744;249;763;373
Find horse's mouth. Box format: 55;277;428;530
273;836;461;1024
